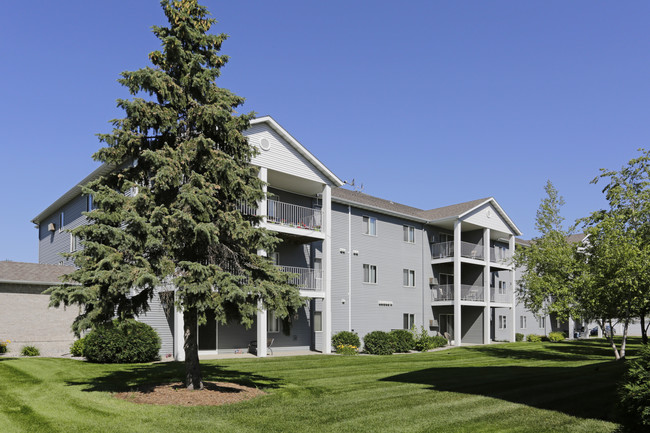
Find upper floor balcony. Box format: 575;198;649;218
278;265;322;292
431;241;484;261
431;284;485;303
267;200;322;232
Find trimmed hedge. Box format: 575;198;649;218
332;331;360;351
390;329;415;353
84;319;160;363
363;331;394;355
526;334;542;342
431;336;448;348
515;333;524;342
548;332;565;342
618;344;650;431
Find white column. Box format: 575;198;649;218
258;167;268;223
568;316;575;339
453;219;462;346
322;184;333;354
483;228;491;344
509;235;516;342
174;289;185;361
256;299;268;358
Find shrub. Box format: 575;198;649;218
363;331;394;355
390;329;415;353
515;333;524;342
336;344;358;355
332;331;361;351
21;346;40;357
70;337;86;357
526;334;542;342
431;336;448;348
84;319;161;363
618;344;650;431
0;339;9;354
411;327;438;352
548;332;565;342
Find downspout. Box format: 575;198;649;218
421;223;426;329
348;205;352;332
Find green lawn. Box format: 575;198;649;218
0;338;641;433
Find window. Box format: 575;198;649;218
403;313;415;330
268;311;280;333
59;212;65;233
363;216;377;236
403;225;415;243
538;316;545;328
363;264;377;284
403;269;415;287
86;194;93;212
499;315;507;329
520;316;527;329
313;311;322;332
498;281;507;295
70;234;78;252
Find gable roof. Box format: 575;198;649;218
332;188;522;235
0;261;75;285
249;116;344;187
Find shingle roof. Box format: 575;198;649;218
0;261;74;285
419;197;492;221
331;188;425;219
566;233;587;244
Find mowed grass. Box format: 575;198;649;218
0;338;641;433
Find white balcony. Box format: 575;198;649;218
490;246;510;265
267;200;322;232
431;284;485;302
431;241;484;260
278;265;322;291
490;287;511;304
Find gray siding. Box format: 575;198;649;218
38;194;89;265
461;307;484;344
137;289;175;359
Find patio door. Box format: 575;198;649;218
440;314;454;340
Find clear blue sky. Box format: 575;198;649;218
2;1;650;262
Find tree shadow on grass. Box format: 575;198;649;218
65;361;282;393
382;360;625;422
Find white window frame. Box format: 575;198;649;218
86;194;93;212
269;252;280;265
363;264;377;284
498;281;507;295
403;313;415;330
403;225;415;243
268;311;280;333
538;316;545;328
59;212;65;233
499;315;507;329
313;311;322;332
520;315;527;329
363;216;377;236
70;234;77;253
403;269;415;287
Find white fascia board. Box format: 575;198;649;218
457;198;523;236
331;196;427;224
32;163;114;224
250;116;344;187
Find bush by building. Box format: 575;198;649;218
548;332;565;342
390;329;415;353
84;319;160;363
617;344;650;431
363;331;395;355
526;334;542;342
21;346;40;356
332;331;361;352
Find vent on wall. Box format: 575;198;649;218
259;138;271;151
48;223;56;232
378;301;393;307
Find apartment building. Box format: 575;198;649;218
31;116;534;359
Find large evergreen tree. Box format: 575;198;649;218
49;0;304;389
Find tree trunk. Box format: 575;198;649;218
183;309;203;390
600;319;621;360
620;320;629;360
641;309;648;345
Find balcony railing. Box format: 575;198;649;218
278;265;322;291
267;200;322;231
431;284;485;302
490;246;510;264
431;241;484;260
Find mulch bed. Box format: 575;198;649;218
114;381;266;406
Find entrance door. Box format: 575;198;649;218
440;314;454;340
198;310;217;351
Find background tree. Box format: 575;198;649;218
514;181;581;323
48;0;304;389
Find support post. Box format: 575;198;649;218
322;184;332;354
174;289;185;361
258;167;268;223
509;235;516;342
453;219;462;346
483;228;491;344
256;298;268;358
